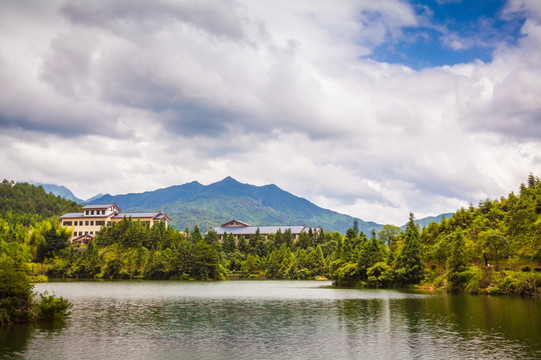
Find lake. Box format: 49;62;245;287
1;281;540;359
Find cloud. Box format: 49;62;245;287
0;0;540;225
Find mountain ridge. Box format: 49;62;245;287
41;177;450;233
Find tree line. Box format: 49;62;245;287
0;180;73;325
1;175;541;317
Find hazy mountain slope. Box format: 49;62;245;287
37;183;85;204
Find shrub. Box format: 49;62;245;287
447;266;482;293
0;255;35;325
333;262;359;287
463;266;483;294
366;262;394;288
521;265;531;272
35;292;71;321
493;273;541;296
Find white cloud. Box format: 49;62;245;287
0;0;540;226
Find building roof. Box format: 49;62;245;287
155;213;171;221
112;212;162;219
72;234;94;244
58;212;86;219
213;225;309;236
58;212;116;219
221;219;252;227
82;204;121;211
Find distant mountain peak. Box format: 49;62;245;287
218;176;240;184
36;183;85;204
85;193;104;203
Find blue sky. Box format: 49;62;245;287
371;0;525;68
0;0;540;225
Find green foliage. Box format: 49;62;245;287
489;272;541;297
394;213;424;285
3;176;541;299
0;254;34;324
35;292;72;321
0;241;71;325
0;180;81;225
366;262;394;288
333;262;359;287
480;230;511;269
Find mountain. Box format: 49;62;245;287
84;193;105;203
37;183;85;204
89;176;382;234
42;177;451;234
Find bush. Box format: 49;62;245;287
35;292;71;321
0;255;35;325
447;266;482;294
521;265;531;272
492;273;541;296
366;262;394;288
333;262;359;287
463;267;483;294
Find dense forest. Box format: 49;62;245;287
0;180;75;324
1;176;541;309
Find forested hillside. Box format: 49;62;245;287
1;177;540;300
1;180;81;222
90;176;382;234
0;180;76;324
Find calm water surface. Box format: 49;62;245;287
1;281;540;359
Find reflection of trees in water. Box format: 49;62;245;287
0;320;67;358
391;294;541;359
336;297;393;356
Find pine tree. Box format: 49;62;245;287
395;213;424;285
446;229;468;292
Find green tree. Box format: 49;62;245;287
481;230;511;270
191;225;203;244
222;232;236;253
204;228;219;247
358;234;386;281
0;253;34;324
447;229;469;293
394;213;424;285
378;224;401;249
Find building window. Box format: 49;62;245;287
90;231;93;235
90;210;94;215
85;221;89;226
96;221;103;226
63;221;72;226
90;221;94;226
85;231;88;235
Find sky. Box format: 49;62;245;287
1;0;540;226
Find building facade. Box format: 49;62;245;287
58;204;170;244
213;219;318;241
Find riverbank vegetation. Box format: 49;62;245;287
0;180;73;325
1;176;540;297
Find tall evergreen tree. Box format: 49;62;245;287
446;229;468;293
395;213;424;285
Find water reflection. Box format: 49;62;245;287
0;319;67;359
1;282;539;359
